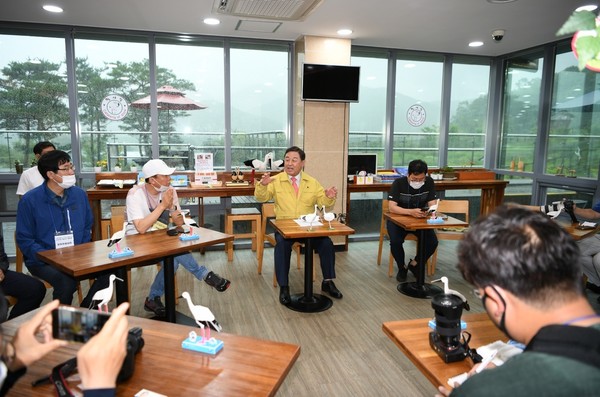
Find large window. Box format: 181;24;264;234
548;47;600;179
230;43;289;168
349;52;388;170
498;53;544;173
73;35;150;172
393;56;443;167
0;33;70;172
156;38;225;169
448;60;490;168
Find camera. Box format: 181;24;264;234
492;29;505;42
118;327;145;382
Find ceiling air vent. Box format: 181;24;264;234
214;0;324;21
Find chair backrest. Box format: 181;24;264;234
437;200;469;223
110;205;126;236
261;203;276;246
381;199;389;238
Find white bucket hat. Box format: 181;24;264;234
142;159;176;178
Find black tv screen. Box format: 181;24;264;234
348;153;377;175
302;63;360;102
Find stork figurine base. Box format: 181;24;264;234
426;211;444;224
108;246;134;258
179;233;200;241
182;331;223;355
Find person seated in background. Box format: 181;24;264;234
16;141;56;197
519;199;600;299
254;146;342;305
16;150;110;307
386;159;439;282
437;206;600;397
0;234;45;322
125;159;230;317
0;296;129;396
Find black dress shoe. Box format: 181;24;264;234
407;259;419;278
321;280;343;299
396;266;408;282
279;286;291;305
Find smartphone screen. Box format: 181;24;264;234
52;306;110;343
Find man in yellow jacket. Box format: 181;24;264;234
254;146;342;305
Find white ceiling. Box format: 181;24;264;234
0;0;590;56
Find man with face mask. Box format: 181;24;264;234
125;159;230;317
436;206;600;397
387;159;439;282
16;150;110;306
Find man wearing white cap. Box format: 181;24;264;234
125;159;230;317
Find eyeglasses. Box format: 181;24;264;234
408;176;426;183
57;164;76;172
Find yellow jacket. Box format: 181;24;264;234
254;172;335;219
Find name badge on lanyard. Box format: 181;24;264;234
55;231;75;249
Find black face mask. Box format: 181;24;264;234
482;285;517;341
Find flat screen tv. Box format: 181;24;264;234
302;63;360;102
348;153;377;176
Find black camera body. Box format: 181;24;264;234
429;293;468;363
117;327;145;382
563;199;579;223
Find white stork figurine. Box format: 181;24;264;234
322;206;337;229
243;152;283;170
180;291;222;342
107;221;128;249
301;204;320;223
433;276;470;311
89;274;123;312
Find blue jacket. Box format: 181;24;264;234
16;183;93;268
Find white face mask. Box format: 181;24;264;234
409;181;424;190
151;178;170;193
56;174;76;189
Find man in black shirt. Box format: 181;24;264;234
387;159;439;281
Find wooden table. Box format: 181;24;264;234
87;183;258;240
270;219;355;312
556;219;600;241
3;310;300;397
384;213;468;298
37;228;233;323
383;312;506;390
347;179;509;217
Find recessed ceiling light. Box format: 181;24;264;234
337;29;353;36
204;18;220;26
486;0;517;4
469;41;484;47
43;5;64;13
576;5;598;12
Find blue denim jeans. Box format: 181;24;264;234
148;253;209;299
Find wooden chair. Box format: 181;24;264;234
15;232;84;303
377;199;432;277
428;200;470;275
259;203;314;287
224;208;263;262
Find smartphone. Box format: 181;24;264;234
420;207;430;212
52;306;110;343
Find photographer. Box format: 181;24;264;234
0;297;129;396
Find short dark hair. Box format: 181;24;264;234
33;141;56;155
285;146;305;161
37;150;71;181
408;159;428;175
457;205;582;307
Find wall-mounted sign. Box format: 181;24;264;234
407;104;426;127
101;94;129;121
